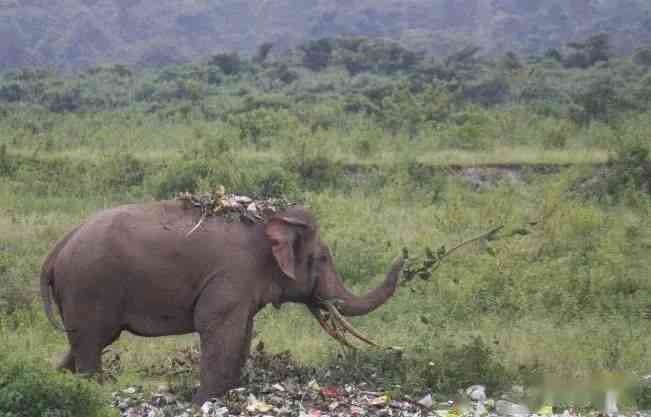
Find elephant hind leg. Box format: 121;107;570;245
66;327;122;381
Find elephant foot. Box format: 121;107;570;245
192;386;229;407
57;351;76;373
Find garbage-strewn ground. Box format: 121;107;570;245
109;344;650;417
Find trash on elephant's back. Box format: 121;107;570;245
176;187;293;226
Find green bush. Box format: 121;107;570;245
418;336;512;394
301;39;334;71
253;166;298;199
0;270;32;319
209;53;243;75
0;351;111;417
102;153;146;191
151;160;211;199
289;154;341;191
633;47;651;67
0;144;15;176
606;141;651;197
627;379;651;409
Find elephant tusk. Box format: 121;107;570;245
308;305;356;349
323;301;381;348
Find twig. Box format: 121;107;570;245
401;224;508;285
185;208;207;238
429;224;504;274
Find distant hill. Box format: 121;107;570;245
1;0;650;70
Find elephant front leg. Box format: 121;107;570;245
193;312;255;406
57;351;76;373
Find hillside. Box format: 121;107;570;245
2;0;651;70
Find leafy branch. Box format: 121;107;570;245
401;223;538;284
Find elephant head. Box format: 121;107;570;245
265;206;405;346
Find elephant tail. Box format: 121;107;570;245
40;226;80;332
40;261;65;331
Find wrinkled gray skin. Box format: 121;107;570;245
40;201;404;405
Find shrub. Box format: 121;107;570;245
253;166;298;199
0;351;110;417
570;75;621;123
606;141;651;196
418;336;512;394
255;42;274;64
324;349;409;391
633;47;651;67
102;153;146;191
151;160;211;199
209;52;242;75
627;379;651;409
564;33;611;69
228;108;287;149
541;119;575;149
0;144;15;176
292;155;341;190
0;268;32;319
0;82;23;102
44;85;82;113
263;63;299;85
460;75;511;106
301;39;334;71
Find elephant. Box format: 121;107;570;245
40;200;404;405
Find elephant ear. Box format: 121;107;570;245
265;216;309;280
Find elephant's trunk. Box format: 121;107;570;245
323;256;405;317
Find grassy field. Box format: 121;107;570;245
1;125;650;403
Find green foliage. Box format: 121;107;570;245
290;154;341;191
262;63;299;85
570;75;621;123
44;84;82;113
255;166;298;199
460;75;511;106
209;52;242;75
418;336;512;394
0;351;111;417
326;349;409;390
606;138;651;198
499;52;523;72
0;144;14;176
564;34;611;69
228;108;290;148
2;35;651;405
633;47;651;67
255;42;274;64
301;39;334;71
151;160;212;199
628;380;651;409
0;252;32;318
102;153;146;191
540;119;576;149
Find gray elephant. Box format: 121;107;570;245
40;200;404;405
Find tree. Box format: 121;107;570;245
301;39;334;71
633;47;651;67
210;53;242;75
564;33;611;68
255;42;274;64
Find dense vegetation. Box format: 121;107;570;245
3;0;651;70
0;35;650;412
